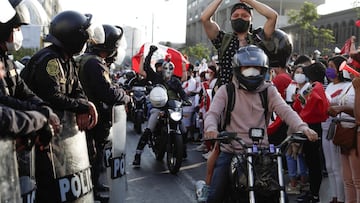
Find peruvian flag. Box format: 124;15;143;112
131;43;189;77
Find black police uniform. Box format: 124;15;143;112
21;44;93;203
0;104;48;137
78;52;128;192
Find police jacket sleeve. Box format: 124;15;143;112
33;60;89;114
0;105;47;136
84;59;128;105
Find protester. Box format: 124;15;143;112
132;45;191;167
291;62;329;203
328;55;360;203
321;55;349;203
203;45;318;203
200;0;277;89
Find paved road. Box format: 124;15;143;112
100;122;331;203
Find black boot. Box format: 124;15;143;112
132;153;141;168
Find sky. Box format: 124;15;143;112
60;0;187;44
60;0;356;44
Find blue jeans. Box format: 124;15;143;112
286;153;308;179
207;152;234;203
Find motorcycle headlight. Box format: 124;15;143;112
169;109;182;121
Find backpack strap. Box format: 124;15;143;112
259;87;268;118
224;82;235;129
222;83;268;130
219;32;234;60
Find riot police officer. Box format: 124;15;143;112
20;10;104;202
77;24;130;199
1;1;59;202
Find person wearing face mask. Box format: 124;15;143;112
320;56;349;203
200;45;318;203
132;45;191;167
200;0;278;89
291;63;329;203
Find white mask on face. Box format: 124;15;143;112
342;70;351;80
6;29;23;51
294;73;306;84
205;73;211;80
241;67;260;77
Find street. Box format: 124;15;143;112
100;121;331;203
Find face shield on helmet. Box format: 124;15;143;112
232;45;269;91
0;1;16;23
89;24;123;57
162;61;175;79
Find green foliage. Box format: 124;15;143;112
10;48;38;61
288;1;335;54
181;43;211;63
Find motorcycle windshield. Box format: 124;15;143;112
167;100;182;108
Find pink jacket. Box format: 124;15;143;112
204;79;309;153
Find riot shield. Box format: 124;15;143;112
107;105;127;203
0;139;21;203
18;148;36;203
35;112;94;203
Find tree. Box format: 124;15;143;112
288;1;335;54
181;43;211;63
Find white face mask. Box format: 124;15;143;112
294;73;306;84
205;73;211;80
342;70;351;80
6;29;23;51
241;67;260;77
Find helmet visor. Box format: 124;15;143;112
85;14;105;44
0;1;16;23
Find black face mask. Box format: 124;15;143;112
231;18;250;33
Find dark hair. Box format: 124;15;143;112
328;55;347;82
208;65;218;78
230;3;253;16
294;55;312;66
303;62;326;84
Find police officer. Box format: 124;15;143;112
0;59;53;203
21;10;104;202
77;24;130;199
0;0;60;131
1;1;60;202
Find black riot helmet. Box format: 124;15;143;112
90;24;123;57
232;45;269;91
44;11;104;55
253;28;293;68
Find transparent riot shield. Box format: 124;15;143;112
36;112;94;203
18;148;36;203
107;105;127;203
0;139;21;203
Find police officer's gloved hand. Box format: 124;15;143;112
36;123;54;149
149;45;158;53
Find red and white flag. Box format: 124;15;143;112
131;43;189;77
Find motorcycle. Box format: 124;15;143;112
201;129;308;203
149;99;191;174
130;85;148;134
